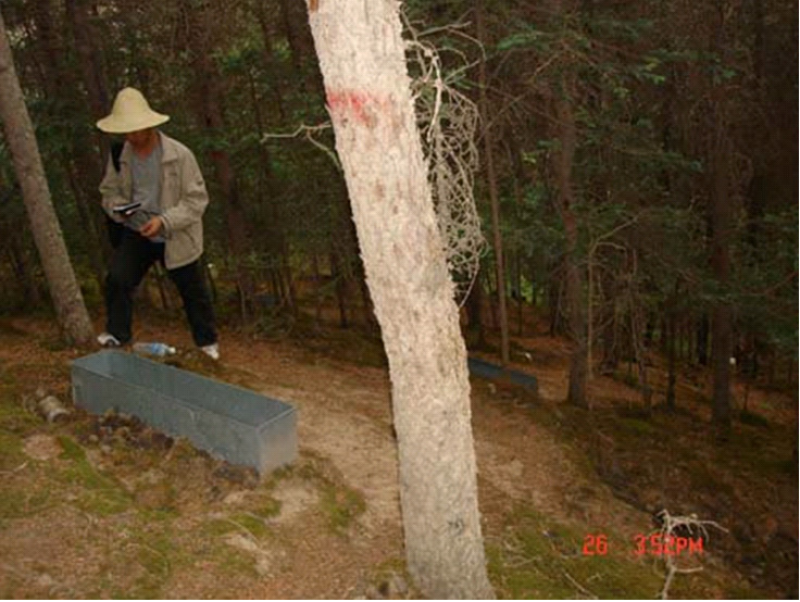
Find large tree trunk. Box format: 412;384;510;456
305;1;493;598
0;8;94;345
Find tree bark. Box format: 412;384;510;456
305;1;494;597
0;8;94;345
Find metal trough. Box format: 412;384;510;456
71;350;297;474
468;357;538;394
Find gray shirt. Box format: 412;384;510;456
126;143;164;242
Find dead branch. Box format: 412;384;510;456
655;509;729;600
262;123;340;171
403;15;486;305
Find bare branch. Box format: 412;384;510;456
655;509;729;600
262;123;340;171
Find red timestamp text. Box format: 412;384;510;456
634;533;704;556
581;533;704;557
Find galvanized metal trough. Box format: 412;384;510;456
71;350;297;474
468;356;538;394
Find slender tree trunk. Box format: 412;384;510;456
552;72;588;408
515;250;524;336
245;67;296;316
600;294;619;375
486;267;499;330
697;314;709;365
509;160;525;337
179;0;255;321
357;262;374;327
7;239;42;308
476;0;510;366
630;283;652;415
65;0;109;117
661;46;682;408
0;9;93;345
332;175;364;326
58;151;107;281
330;250;348;328
255;0;288;121
305;2;493;597
279;0;314;73
665;300;678;412
710;123;733;429
312;252;323;326
709;10;733;430
30;0;108;280
466;269;486;347
64;0;113;271
587;244;595;380
548;263;562;336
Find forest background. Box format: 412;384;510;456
0;0;796;408
0;0;796;423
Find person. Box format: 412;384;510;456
95;87;219;360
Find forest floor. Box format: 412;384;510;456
0;307;796;599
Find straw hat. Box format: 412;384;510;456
96;87;170;134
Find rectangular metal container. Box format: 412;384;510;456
71;350;297;474
468;356;539;394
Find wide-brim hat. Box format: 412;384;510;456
96;87;170;134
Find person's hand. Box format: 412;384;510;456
140;216;163;238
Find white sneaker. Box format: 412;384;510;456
200;343;220;360
97;332;122;347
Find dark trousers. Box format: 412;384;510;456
105;229;217;347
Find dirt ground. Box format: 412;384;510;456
0;311;796;599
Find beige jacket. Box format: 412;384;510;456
99;132;209;270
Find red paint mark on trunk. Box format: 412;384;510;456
326;89;388;127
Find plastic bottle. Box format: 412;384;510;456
132;342;176;357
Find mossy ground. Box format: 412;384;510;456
486;506;763;600
0;333;363;597
489;508;662;599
